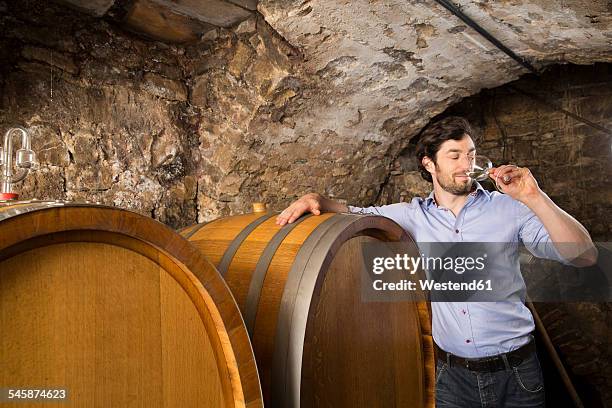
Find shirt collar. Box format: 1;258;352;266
425;182;491;208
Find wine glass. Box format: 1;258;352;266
466;155;517;192
465;155;492;182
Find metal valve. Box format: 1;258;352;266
1;126;38;201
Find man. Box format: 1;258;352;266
275;116;597;407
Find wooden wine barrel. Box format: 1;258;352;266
181;209;435;408
0;200;262;408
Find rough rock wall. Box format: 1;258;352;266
176;0;612;221
0;1;199;228
254;0;612;206
0;1;302;227
181;14;303;220
1;0;610;231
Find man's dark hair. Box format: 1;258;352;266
416;116;475;182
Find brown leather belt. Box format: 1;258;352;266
435;339;535;372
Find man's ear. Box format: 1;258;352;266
422;156;435;173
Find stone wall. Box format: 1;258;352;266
4;0;611;232
0;1;298;228
1;1;198;228
255;0;612;211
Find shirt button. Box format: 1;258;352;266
455;229;460;233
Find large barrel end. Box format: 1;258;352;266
0;202;263;408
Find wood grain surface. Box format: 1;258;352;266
0;202;263;408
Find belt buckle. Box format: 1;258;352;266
465;359;471;370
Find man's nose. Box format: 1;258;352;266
460;154;473;169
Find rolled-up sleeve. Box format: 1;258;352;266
517;201;571;265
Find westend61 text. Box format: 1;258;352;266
373;279;493;291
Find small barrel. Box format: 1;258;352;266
181;210;434;408
0;201;262;408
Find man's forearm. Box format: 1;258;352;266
276;193;348;225
525;192;598;266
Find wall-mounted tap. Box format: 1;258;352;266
0;126;38;200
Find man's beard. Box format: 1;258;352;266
436;169;473;195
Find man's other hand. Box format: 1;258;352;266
276;193;323;226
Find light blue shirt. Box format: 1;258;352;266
348;183;566;358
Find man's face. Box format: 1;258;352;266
425;135;476;195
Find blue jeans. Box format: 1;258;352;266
435;350;545;408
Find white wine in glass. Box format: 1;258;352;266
465;155;493;182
